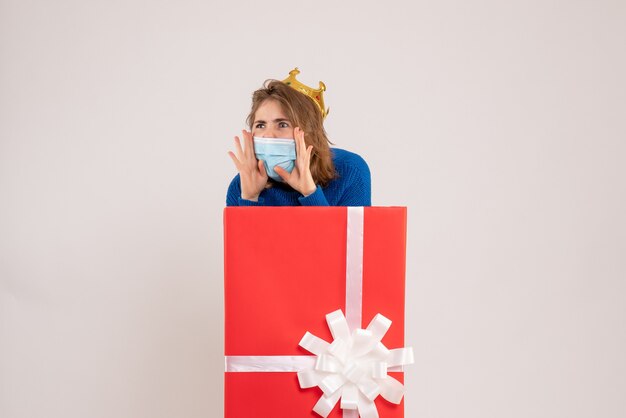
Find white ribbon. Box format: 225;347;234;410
345;207;365;331
225;207;413;418
225;355;316;372
297;310;414;418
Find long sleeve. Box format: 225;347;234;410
336;171;371;206
298;186;330;206
333;150;372;206
225;176;239;206
226;175;266;206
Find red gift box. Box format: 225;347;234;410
224;207;409;418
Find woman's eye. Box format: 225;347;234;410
279;122;289;128
255;123;265;129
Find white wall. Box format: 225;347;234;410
1;1;625;417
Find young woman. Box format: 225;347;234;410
226;75;371;206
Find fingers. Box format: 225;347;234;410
227;150;241;170
242;130;255;162
258;159;268;179
284;128;315;195
295;127;306;164
305;145;313;167
231;131;263;176
295;127;305;146
293;127;312;173
273;165;290;182
294;127;301;159
233;136;244;159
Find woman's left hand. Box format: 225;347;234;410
274;127;317;196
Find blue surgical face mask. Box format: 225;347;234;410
253;137;296;182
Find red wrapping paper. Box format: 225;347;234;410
224;207;407;417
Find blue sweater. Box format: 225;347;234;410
226;148;371;206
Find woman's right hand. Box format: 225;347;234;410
228;130;268;201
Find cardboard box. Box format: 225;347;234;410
224;207;408;418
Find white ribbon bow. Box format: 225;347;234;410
298;309;414;418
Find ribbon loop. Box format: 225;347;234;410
370;341;391;360
340;384;359;410
371;361;388;379
379;376;405;404
351;329;378;357
320;373;347;396
328;338;350;363
326;309;351;341
344;362;366;383
366;313;392;342
388;347;415;367
316;354;342;373
357;377;381;401
357;392;380;418
299;332;330;356
298;369;323;388
313;391;341;418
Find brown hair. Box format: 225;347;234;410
246;80;336;187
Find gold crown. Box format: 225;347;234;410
282;68;329;119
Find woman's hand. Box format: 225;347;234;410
228;130;268;201
274;127;317;196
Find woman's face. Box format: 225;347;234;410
252;99;295;139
